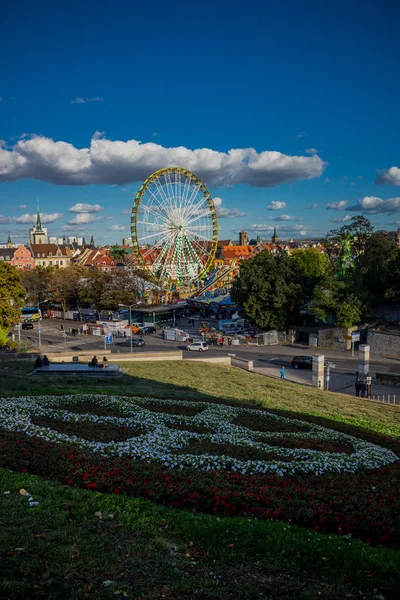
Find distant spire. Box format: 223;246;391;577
82;236;86;245
272;226;278;244
7;232;12;247
35;199;43;232
90;235;95;246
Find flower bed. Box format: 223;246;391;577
1;394;399;546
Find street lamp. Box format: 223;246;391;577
118;303;135;354
37;300;49;350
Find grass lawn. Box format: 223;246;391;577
1;360;400;599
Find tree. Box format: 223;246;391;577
322;215;374;271
291;248;331;299
359;233;399;304
110;246;129;261
49;265;88;315
22;267;53;306
309;280;364;327
231;251;302;330
0;263;26;327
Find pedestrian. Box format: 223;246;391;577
219;336;223;347
355;377;361;397
228;337;231;346
42;355;50;367
90;356;98;367
280;367;286;379
360;381;367;398
34;356;43;369
103;356;108;367
124;330;126;338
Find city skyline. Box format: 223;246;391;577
1;0;400;245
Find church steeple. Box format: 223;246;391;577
272;226;279;244
7;233;12;248
90;235;95;246
35;199;44;232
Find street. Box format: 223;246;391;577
14;318;400;392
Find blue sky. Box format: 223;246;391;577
1;0;400;245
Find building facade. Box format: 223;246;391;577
30;244;71;268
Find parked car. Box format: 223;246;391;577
186;341;208;352
142;325;156;334
117;338;145;347
291;355;313;369
21;323;34;330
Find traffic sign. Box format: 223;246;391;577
105;334;113;344
102;322;107;327
38;328;42;333
351;332;360;342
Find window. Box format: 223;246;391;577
60;261;63;265
49;261;52;265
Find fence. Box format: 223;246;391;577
370;394;399;406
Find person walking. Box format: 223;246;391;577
355;377;361;397
219;336;223;347
360;380;367;398
280;366;286;379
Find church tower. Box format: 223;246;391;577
272;226;279;244
7;233;12;248
29;200;48;245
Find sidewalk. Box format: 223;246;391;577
253;361;400;401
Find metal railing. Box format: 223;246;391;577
371;394;399;405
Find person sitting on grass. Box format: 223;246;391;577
34;356;43;369
90;355;98;367
102;356;108;367
42;355;50;367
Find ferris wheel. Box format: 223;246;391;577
131;167;219;289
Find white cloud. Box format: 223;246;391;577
326;200;348;210
18;204;27;209
107;224;126;231
0;132;326;187
250;223;311;233
267;200;287;210
346;196;400;214
274;214;295;221
67;213;102;225
120;208;131;215
214;197;246;218
70;97;103;104
306;203;319;209
0;212;62;224
376;166;400;186
305;148;318;155
330;215;352;223
68;203;103;213
296;132;306;139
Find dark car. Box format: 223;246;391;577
117;338;145;347
291;355;313;369
142;325;156;334
22;323;34;330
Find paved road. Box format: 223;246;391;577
14;318;400;376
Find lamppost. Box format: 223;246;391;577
37;300;49;350
118;303;135;354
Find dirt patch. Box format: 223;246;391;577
56;401;126;418
257;436;354;454
174;440;296;463
31;415;142;442
233;413;310;434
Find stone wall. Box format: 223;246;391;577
317;327;358;351
367;330;400;358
